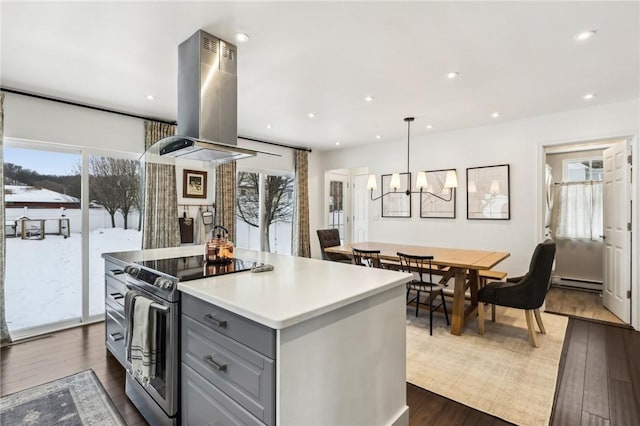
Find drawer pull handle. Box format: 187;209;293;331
111;269;125;275
108;332;124;342
203;314;227;328
110;292;125;301
204;355;227;372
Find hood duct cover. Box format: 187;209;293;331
143;30;272;164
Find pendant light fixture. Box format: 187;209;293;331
367;117;458;201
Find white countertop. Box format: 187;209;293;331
103;247;411;329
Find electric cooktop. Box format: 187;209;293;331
135;255;257;282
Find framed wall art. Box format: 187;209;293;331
381;172;411;218
183;169;208;199
466;164;510;220
419;169;456;219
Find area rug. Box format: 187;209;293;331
0;370;125;425
406;306;568;426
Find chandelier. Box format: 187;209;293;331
367;117;458;201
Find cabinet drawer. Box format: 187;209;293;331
182;315;275;425
182;293;275;359
182;363;263;426
106;275;127;304
105;260;127;283
106;277;126;318
105;311;126;367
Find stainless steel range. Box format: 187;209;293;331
123;255;256;425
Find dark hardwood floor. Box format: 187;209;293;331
2;318;639;426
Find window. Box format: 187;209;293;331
88;154;142;316
564;157;604;182
235;171;294;254
556;156;603;240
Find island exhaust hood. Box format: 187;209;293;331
143;30;272;163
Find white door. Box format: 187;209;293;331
602;141;631;322
351;173;369;243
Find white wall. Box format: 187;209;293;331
319;99;639;281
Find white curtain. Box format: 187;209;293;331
554;181;603;240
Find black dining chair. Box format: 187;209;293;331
316;229;352;264
352;248;384;268
398;252;450;335
477;240;556;347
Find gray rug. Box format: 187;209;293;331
0;370;125;425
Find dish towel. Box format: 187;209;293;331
125;291;158;386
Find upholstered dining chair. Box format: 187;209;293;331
352;248;384;268
398;252;450;335
316;229;352;264
477;240;557;347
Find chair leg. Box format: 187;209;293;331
415;290;420;317
525;310;539;348
534;308;546;334
478;300;485;335
491;304;496;322
440;289;450;325
429;291;433;336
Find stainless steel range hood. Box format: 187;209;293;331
144;30;272;164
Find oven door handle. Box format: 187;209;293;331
124;284;169;313
150;302;169;312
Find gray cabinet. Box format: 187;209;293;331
181;293;276;426
105;259;127;367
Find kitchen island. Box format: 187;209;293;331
103;246;412;426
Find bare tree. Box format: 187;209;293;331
236;172;294;252
89;157;140;229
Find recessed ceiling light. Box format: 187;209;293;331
335;142;340;146
447;71;459;79
583;93;596;100
365;96;375;102
308;113;315;118
146;95;155;101
491;112;501;118
266;124;272;129
235;32;250;43
375;135;381;140
573;30;596;42
426;124;433;129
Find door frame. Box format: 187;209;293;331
537;133;638;330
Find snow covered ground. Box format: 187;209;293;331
5;227;141;331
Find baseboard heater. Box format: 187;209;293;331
551;275;603;292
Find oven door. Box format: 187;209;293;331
124;283;179;419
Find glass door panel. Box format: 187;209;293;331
3;147;82;332
328;180;346;243
88;155;142;316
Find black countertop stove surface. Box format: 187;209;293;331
135;255;257;282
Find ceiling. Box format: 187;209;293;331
2;1;638;152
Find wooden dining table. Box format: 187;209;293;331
324;242;510;335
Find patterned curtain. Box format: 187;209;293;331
1;92;12;346
292;150;311;258
215;161;236;243
142;121;181;249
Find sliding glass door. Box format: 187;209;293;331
3;146;82;334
